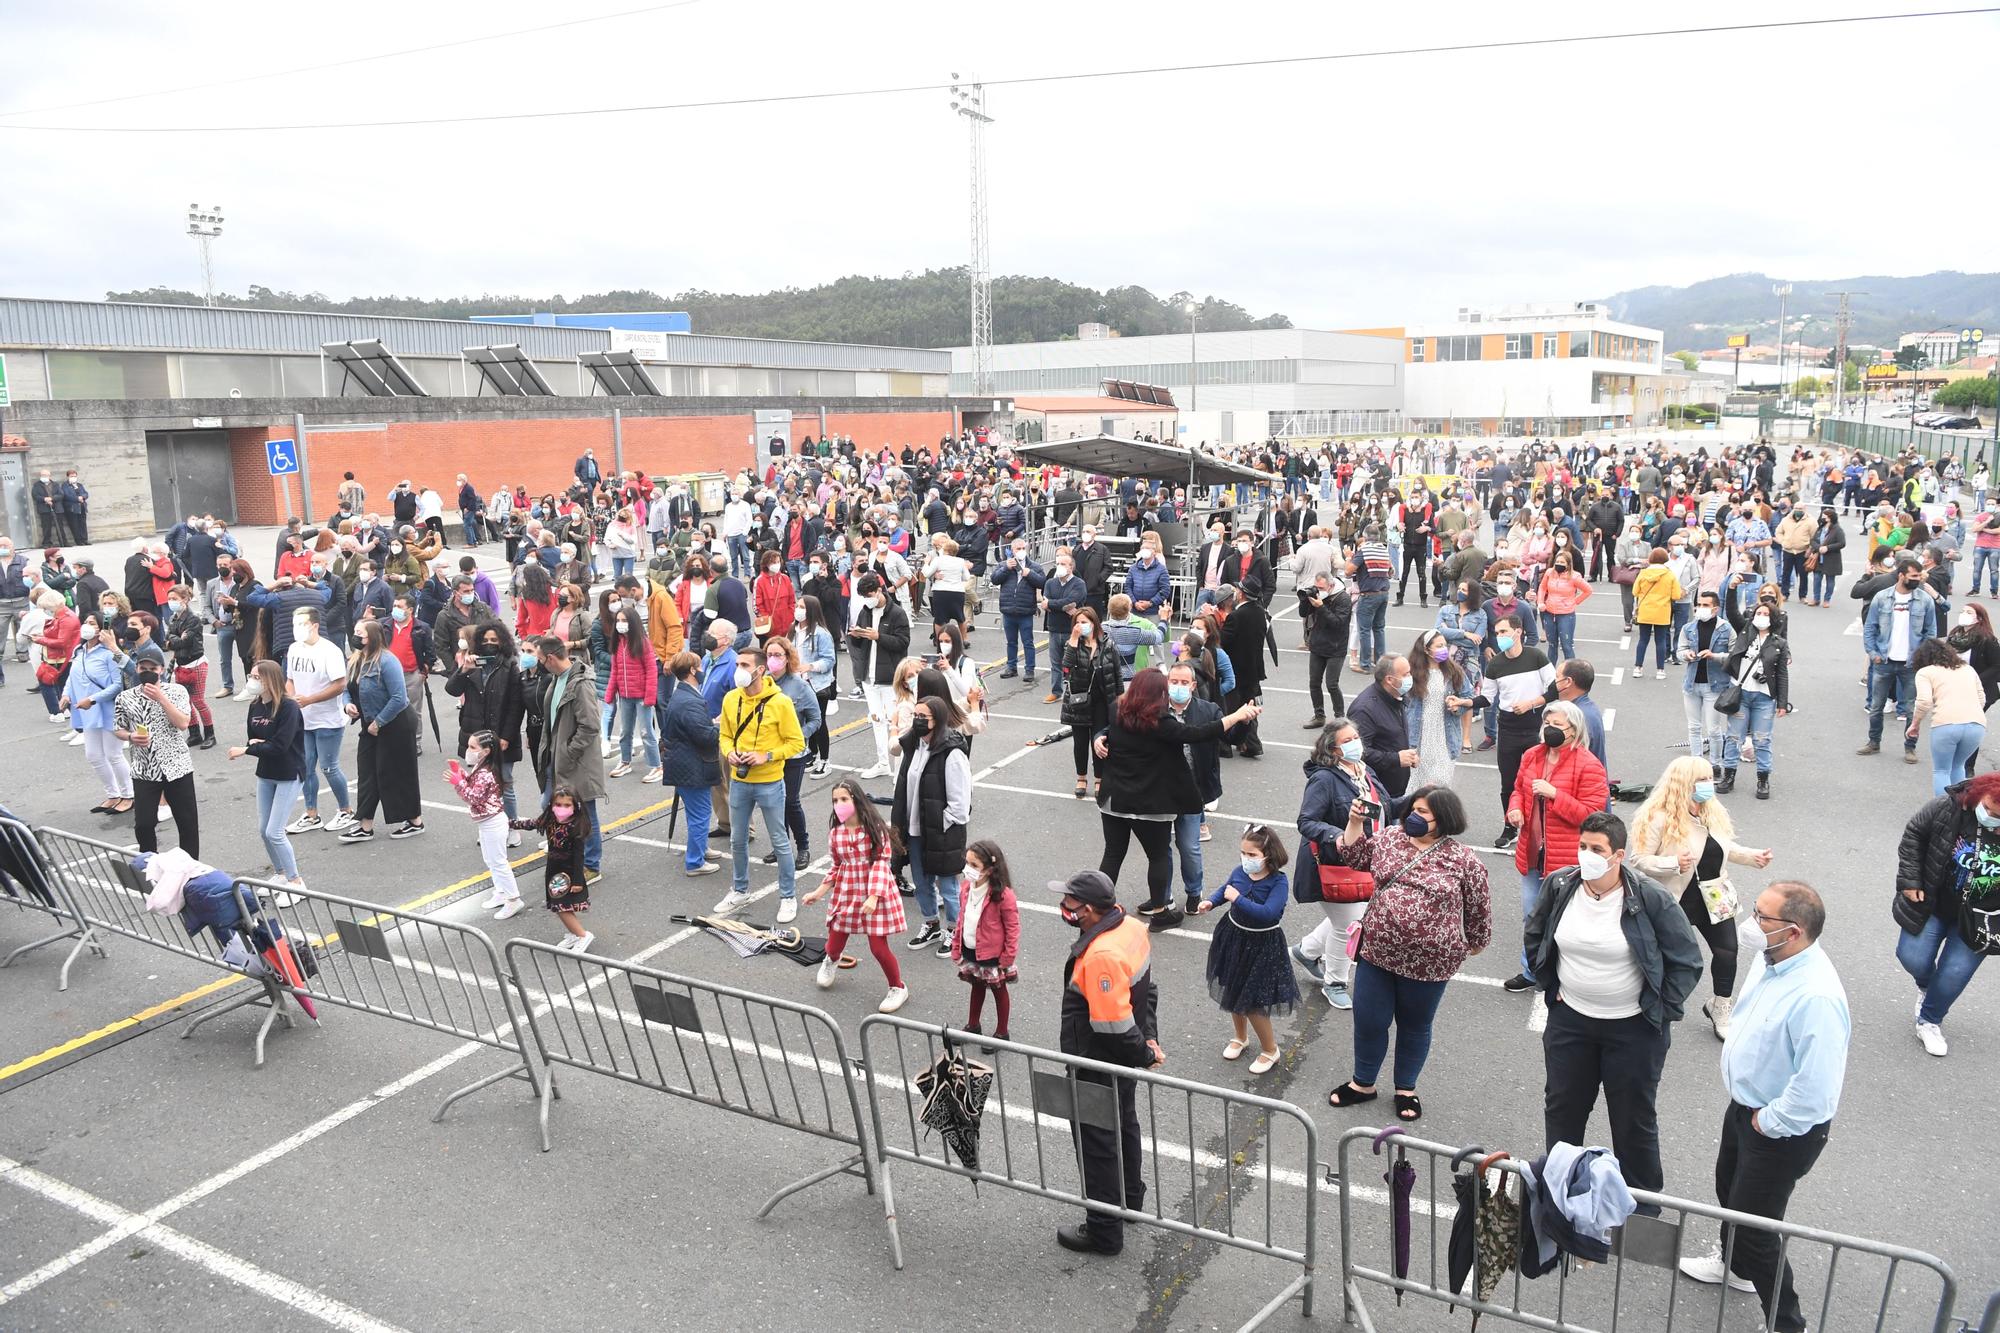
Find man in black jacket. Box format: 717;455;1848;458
31;469;61;547
1300;572;1352;727
1349;656;1417;799
1586;491;1625;582
1214;586;1267;758
848;572;911;779
1073;525;1112;618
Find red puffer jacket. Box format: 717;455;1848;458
1509;743;1609;876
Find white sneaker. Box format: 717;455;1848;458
47;711;66;724
482;887;508;910
1678;1250;1756;1292
323;811;356;833
65;730;86;746
1916;1019;1949;1057
879;985;911;1013
493;897;525;921
858;761;892;779
608;762;632;778
568;931;595;955
641;766;662;784
775;897;798;924
711;890;753;915
285;812;323;834
506;829;522;848
1656;667;1668;680
815;956;839;989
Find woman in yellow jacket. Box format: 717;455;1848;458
1630;547;1683;678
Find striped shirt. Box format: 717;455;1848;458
1353;541;1393;593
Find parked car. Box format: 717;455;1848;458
1884;405;1913;418
1927;414;1983;430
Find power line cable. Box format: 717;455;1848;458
0;6;1989;134
0;0;703;120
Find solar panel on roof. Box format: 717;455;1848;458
322;339;427;396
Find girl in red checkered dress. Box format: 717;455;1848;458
803;778;909;1012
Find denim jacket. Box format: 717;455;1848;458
1404;684;1464;760
1434;605;1487;664
1679;616;1735;691
349;653;409;727
1862;586;1940;660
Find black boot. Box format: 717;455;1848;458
1755;771;1770;800
1715;768;1736;795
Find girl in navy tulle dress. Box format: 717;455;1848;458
1197;823;1298;1075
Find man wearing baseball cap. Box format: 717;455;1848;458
1050;869;1164;1256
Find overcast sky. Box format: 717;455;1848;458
1;0;1992;329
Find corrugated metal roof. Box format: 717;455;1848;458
642;332;948;373
0;297;610;358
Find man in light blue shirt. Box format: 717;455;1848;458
1679;881;1849;1333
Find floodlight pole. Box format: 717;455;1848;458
950;77;995;396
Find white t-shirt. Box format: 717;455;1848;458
287;636;351;729
1554;883;1643;1020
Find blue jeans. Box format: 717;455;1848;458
1896;911;1988;1025
1724;691;1778;774
301;725;350;813
215;624;237;690
1634;623;1671;668
461;513;481;545
727;534;752;581
729;777;794;899
1811;569;1836;602
1355;592;1388;668
1867;660;1917;749
1684;684;1724;765
1928;721;1984;796
611;555;635;579
908;832;960;929
677;785;712;870
256;777;302;880
1543;611;1577;660
1519;871;1544;974
1669;599;1691;651
1350;959;1450;1089
583;797;602;871
614;695;661;767
1974;546;2000;596
1173;811;1204;902
1002;611;1037;675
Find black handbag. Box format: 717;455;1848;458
1712;649;1755;717
1891;889;1928;936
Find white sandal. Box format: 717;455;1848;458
1248;1049;1280;1075
1222;1038;1248;1061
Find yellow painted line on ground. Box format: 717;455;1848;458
0;661;1012;1085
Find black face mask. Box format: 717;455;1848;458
1540;725;1566;749
136;670;161;685
909;712;932;737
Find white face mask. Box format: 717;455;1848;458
1959;610;1978;628
1495;582;1515;598
1752;613;1771;630
733;666;753;690
1695;607;1715;622
1240;854;1264;875
294;616;315;639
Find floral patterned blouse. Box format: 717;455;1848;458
1335;827;1492;982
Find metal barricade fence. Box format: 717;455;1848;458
31;826;310;1064
244;878;543;1126
0;816;104;989
502;938;881;1224
1335;1127;1960;1333
858;1016;1318;1331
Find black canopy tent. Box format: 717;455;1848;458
1012;433;1279;489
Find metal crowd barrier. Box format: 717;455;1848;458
31;826;312;1065
0;816;104;989
859;1016;1318;1331
503;938;881;1227
245;878;544;1126
1335;1127;1960;1333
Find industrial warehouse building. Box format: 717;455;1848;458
0;297;987;541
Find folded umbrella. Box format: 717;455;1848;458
1373;1126;1415;1304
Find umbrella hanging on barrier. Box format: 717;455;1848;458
1448;1143;1487;1308
913;1039;994;1176
1445;1149;1519;1326
1374;1126;1415;1305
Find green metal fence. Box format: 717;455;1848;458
1817;417;1997;469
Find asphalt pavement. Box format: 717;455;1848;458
0;505;1993;1332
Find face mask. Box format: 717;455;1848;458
1495;583;1515;598
1056;562;1073;576
1576;849;1611;882
463;747;484;767
1240;854;1264;875
1959;610;1978;628
1079;624;1093;638
1339;737;1365;763
909;712;931;737
1978;803;2000;830
459;592;475;605
935;641;950;657
1695;607;1715;622
391;607;408;623
1555;536;1568;546
766;654;786;674
1431;645;1450;663
832;799;856;823
1059;904;1083;926
520;652;538;671
136;668;161;684
1236;542;1252;555
390;544;403;555
1394;675;1411;696
733;666;752;690
1692;781;1716;805
1494;634;1516;653
871;594;886;610
167;600;185;615
615;618;630;634
1167;683;1193;706
1401;812;1432;838
1012;549;1027;563
1752;614;1771;630
1541;724;1566;748
1759;919;1796;965
293;615;313;638
551;806;574;823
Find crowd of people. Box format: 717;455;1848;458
10;426;1991;1327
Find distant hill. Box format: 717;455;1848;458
101;271;1291;348
1596;271;2000;352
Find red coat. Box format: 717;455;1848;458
149;556;177;606
1508;743;1609;876
752;572;795;638
950;881;1021;968
515;593;554;641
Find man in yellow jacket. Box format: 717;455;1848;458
711;649;805;923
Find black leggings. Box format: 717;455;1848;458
1099;814;1174;911
1678;883;1739;997
1072;728;1103;780
134;772;199;857
809;686;835;762
782;756;810;860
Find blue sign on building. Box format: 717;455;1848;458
266;438;300;475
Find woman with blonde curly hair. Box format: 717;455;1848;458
1628;754;1774;1039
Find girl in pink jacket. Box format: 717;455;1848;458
952;839;1022;1042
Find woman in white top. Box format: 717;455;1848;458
602;507;641;580
1908;636;1989;797
922;535;972;638
414;486;445;546
926;622;985;724
1628;755;1773;1038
